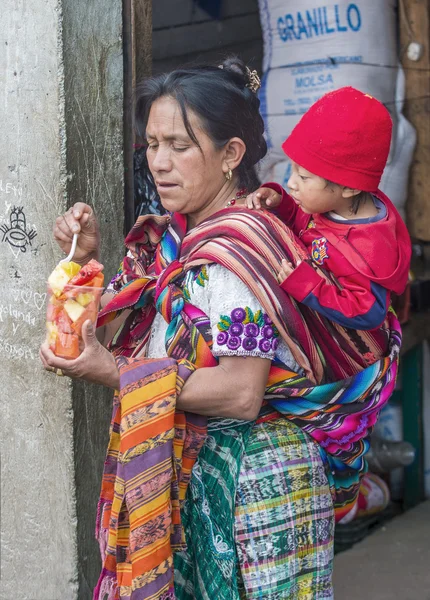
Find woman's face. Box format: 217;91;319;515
146;96;227;223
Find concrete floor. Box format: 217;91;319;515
333;501;430;600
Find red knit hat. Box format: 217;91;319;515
282;87;392;193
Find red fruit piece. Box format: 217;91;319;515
55;310;73;334
69;259;104;286
55;332;80;359
62;286;81;299
46;303;62;322
85;272;104;288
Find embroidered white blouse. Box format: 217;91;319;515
146;263;300;373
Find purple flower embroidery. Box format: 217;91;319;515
242;336;257;351
271;338;279;351
231;307;246;322
244;322;259;337
259;338;272;353
230;322;244;336
217;331;228;346
227;336;241;350
217;307;277;356
261;325;274;339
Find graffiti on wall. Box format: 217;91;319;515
0;182;45;360
1;206;37;253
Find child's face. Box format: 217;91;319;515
286;162;345;215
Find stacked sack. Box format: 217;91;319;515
257;0;416;219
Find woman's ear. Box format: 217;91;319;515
341;187;361;199
223;137;247;174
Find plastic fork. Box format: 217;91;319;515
58;233;78;264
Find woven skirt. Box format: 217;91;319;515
174;418;335;600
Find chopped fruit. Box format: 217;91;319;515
76;292;94;307
56;311;73;334
47;259;104;359
48;266;72;297
69;259;104;286
46;321;59;351
86;272;104;288
62;286;82;300
61;261;81;279
46;321;59;336
47;261;82;297
71;301;98;335
46;302;62;322
63;298;86;322
55;332;80;359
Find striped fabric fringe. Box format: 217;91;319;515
94;208;400;599
94;358;205;600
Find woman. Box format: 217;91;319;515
41;58;400;600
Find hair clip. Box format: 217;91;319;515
218;64;261;93
246;67;261;93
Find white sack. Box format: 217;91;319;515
257;0;416;217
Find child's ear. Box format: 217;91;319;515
341;187;361;199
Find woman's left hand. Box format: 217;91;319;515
40;320;120;389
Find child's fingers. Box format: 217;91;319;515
262;191;281;209
254;192;262;209
246;192;262;210
278;259;294;279
245;192;256;208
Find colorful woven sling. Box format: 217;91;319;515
94;208;401;600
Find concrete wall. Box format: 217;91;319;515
0;0;124;598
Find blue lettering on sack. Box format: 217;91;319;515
277;3;361;42
295;73;334;89
335;5;347;32
347;3;361;31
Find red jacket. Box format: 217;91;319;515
265;182;412;330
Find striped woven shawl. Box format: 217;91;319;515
94;208;400;600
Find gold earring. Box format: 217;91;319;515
225;168;232;181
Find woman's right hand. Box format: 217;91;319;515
53;202;100;264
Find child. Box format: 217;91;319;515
248;87;411;330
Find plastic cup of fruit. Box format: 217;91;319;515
46;283;104;359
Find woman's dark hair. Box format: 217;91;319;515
135;56;267;191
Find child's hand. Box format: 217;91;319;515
246;187;282;210
278;259;298;283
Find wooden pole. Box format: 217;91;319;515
400;0;430;241
122;0;152;232
133;0;152;86
123;0;135;234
